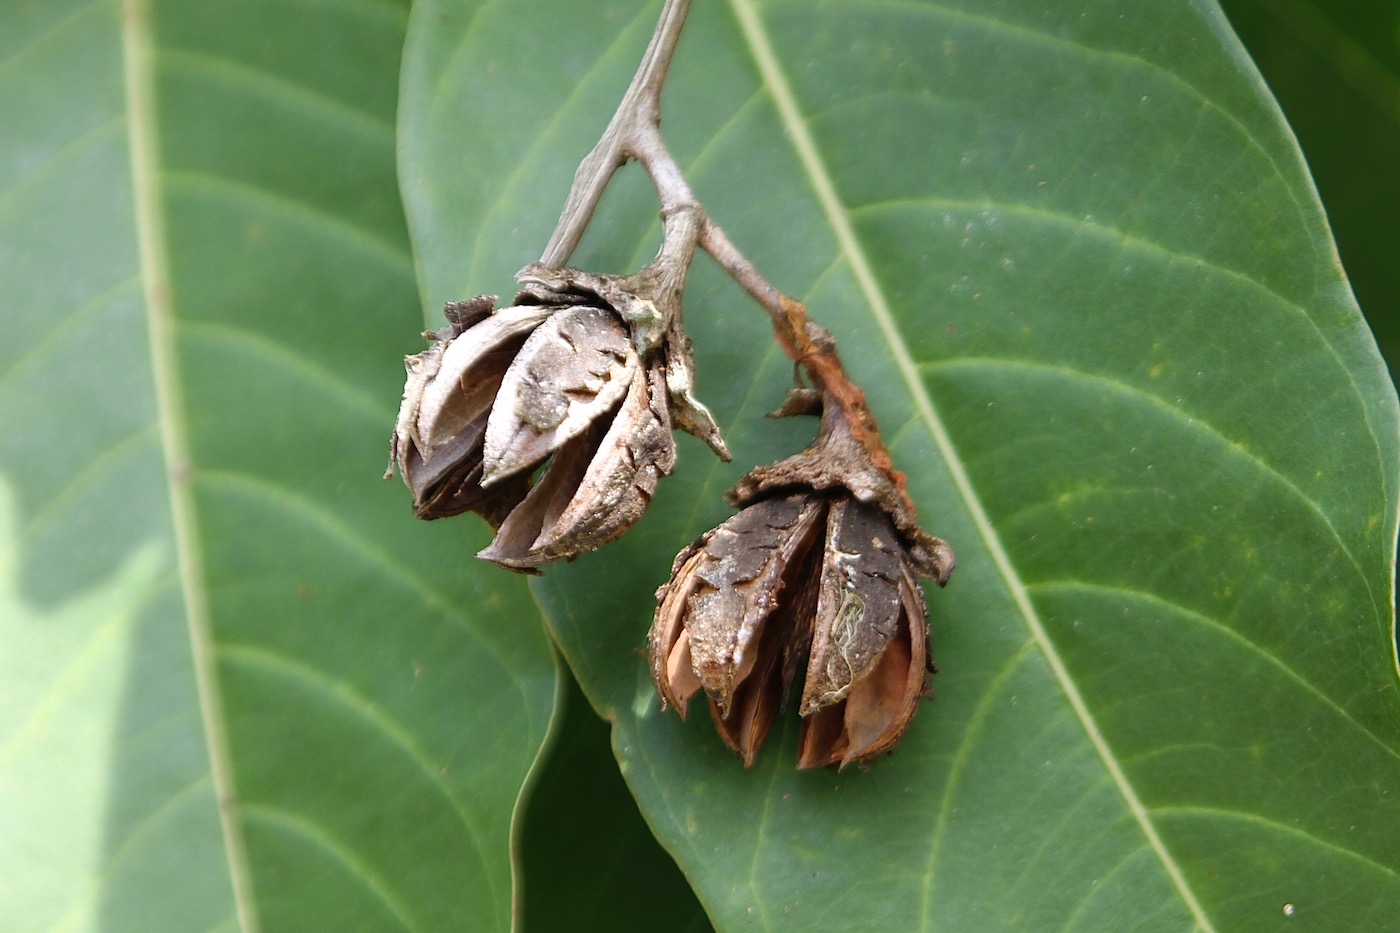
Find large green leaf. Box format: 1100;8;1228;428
518;668;711;932
402;0;1400;929
2;1;556;929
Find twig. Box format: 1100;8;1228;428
539;0;695;268
535;0;917;515
537;0;787;334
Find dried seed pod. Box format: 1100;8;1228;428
650;491;938;769
387;265;728;571
482;304;636;485
649;389;954;769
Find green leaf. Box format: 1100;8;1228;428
402;0;1400;929
2;1;556;929
518;668;711;932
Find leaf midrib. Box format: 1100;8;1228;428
724;0;1215;929
121;1;258;929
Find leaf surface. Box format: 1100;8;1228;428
402;0;1400;929
2;1;556;929
518;670;711;932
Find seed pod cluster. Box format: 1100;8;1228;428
387;261;956;769
387;266;726;571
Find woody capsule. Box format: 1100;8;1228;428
387;261;728;571
649;323;955;769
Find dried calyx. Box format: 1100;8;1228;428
387;246;728;572
648;334;954;769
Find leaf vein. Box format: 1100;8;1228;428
196;470;524;680
0;569;170;770
239;802;422;932
0;273;140;391
0;0;106;81
920;638;1035;925
181;320;393;424
0;116;125;217
1029;580;1400;764
221;643;499;917
1055;846;1176;932
924;355;1371;606
163;171;414;275
818;0;1311;238
853;206;1385;517
0;426;161;566
161;49;396;143
849;195;1329;348
49;774;215;931
1153;805;1400;883
743;748;785;930
121;6;261;923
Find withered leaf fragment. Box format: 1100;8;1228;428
387;265;727;571
649;390;954;770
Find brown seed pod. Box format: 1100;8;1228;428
649;392;954;769
387;266;728;571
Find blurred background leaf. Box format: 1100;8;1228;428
2;0;557;929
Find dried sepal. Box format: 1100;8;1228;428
662;323;729;460
797;560;929;769
387;297;551;522
799;496;904;714
536;365;677;556
414;304;552;452
708;513;824;766
517;262;731;461
651;539;709;713
650;495;824;719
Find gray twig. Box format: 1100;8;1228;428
537;0;789;334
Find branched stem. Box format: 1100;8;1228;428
540;0;789;331
540;0;695;268
538;0;916;514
